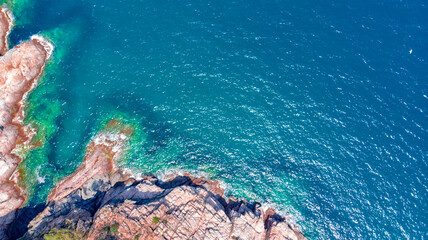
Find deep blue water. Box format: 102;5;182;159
9;0;428;239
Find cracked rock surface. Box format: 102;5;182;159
24;172;305;240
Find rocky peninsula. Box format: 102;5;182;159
0;7;305;240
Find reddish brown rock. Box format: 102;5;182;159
0;7;13;55
0;7;53;239
87;181;305;240
48;133;130;202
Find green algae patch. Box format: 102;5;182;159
110;224;119;233
89;109;186;181
17;21;83;204
102;223;119;234
43;228;84;240
94;110;149;164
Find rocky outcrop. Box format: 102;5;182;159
25;171;304;240
20;130;305;240
48;131;131;203
0;6;53;239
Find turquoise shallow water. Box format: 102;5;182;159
6;0;428;238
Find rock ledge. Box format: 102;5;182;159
23;172;305;240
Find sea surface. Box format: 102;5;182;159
5;0;427;238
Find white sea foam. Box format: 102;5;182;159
259;201;303;232
155;167;210;182
93;132;128;152
36;166;45;184
16;35;55;127
30;35;54;59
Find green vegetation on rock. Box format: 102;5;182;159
102;223;119;234
110;224;119;233
43;228;83;240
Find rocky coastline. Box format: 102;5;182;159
0;6;53;239
0;7;305;240
16;128;304;240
